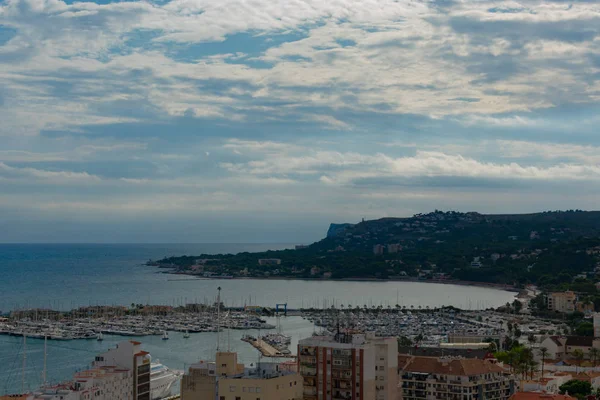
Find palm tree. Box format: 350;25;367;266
590;348;600;368
573;349;585;373
538;347;549;379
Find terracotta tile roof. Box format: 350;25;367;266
398;355;412;370
400;356;504;376
135;351;149;356
130;340;142;345
510;393;576;400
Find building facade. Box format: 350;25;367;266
28;366;133;400
547;291;577;313
298;332;398;400
92;340;152;400
181;351;302;400
398;355;515;400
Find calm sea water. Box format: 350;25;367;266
0;244;516;395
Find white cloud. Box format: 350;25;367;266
219;139;600;185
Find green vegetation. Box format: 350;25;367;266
559;380;592;399
150;210;600;286
495;345;538;379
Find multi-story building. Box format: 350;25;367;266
547;291;577;313
27;366;132;400
387;244;401;254
373;245;385;255
398;355;515;400
93;341;152;400
180;351;302;400
298;332;398;400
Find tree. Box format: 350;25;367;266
590;347;600;367
559;379;592;399
512;299;523;313
575;322;594;337
538;347;549;379
572;349;585;374
398;336;413;347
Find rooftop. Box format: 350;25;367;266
400;356;505;376
509;393;576;400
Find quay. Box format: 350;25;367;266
241;336;296;358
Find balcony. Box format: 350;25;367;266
304;377;317;387
299;347;316;356
301;367;317;377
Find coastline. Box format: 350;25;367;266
162;269;520;293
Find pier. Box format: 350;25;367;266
241;336;295;358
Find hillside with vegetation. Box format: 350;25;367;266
150;210;600;288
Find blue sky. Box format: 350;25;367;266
1;0;600;243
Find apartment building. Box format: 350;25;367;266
547;291;577;313
27;366;133;400
92;341;152;400
180;351;302;400
398;355;515;400
298;332;398;400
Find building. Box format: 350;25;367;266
576;301;595;314
539;336;600;360
181;351;302;400
398;355;515;400
398;347;490;359
373;244;385;255
387;244;401;254
298;332;398;400
470;257;482;268
594;313;600;338
547;291;577;313
27;366;133;400
258;259;282;266
509;394;575;400
93;341;152;400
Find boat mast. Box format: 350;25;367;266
22;334;27;394
216;287;221;351
42;335;47;387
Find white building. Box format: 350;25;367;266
28;366;133;400
93;341;152;399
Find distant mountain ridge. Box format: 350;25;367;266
326;223;355;237
154;210;600;287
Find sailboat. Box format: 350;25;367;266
162;331;169;340
97;332;104;341
183;330;190;339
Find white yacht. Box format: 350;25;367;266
151;361;182;399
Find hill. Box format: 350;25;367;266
151;210;600;288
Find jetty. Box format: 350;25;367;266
241;335;295;358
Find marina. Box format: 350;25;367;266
0;307;276;341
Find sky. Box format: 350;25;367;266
0;0;599;243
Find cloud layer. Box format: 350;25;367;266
0;0;599;241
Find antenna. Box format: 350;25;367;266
216;287;222;352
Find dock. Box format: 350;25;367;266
241;336;296;358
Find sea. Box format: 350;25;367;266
0;243;517;395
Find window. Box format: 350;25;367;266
235;397;241;400
229;386;236;392
219;397;225;400
256;388;261;393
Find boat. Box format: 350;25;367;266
162;331;169;340
151;361;182;399
97;332;104;341
183;330;190;338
